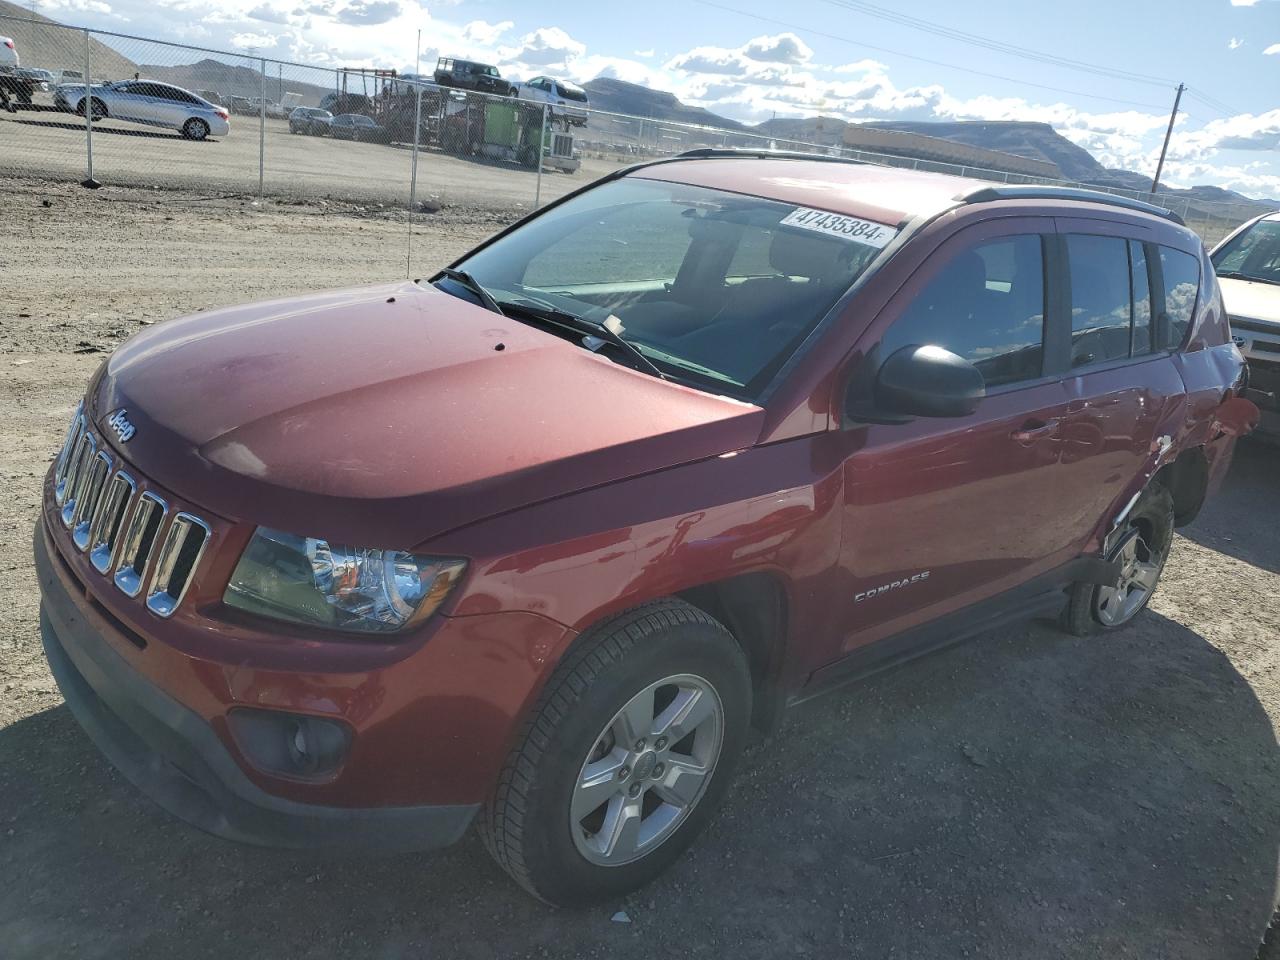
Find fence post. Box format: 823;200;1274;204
258;58;266;199
535;103;547;209
81;29;99;189
407;83;423;277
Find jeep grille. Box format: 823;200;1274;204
51;407;210;618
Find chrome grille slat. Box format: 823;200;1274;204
146;513;211;618
113;492;167;598
60;433;97;527
50;408;213;619
53;406;84;502
89;471;136;574
72;450;112;551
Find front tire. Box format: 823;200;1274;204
77;98;107;121
480;599;751;905
1062;482;1174;635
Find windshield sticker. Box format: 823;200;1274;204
778;207;896;248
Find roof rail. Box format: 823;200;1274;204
675;147;865;166
957;185;1185;225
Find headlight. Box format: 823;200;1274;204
224;527;466;634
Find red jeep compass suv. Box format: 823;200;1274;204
36;151;1255;905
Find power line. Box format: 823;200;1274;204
1184;86;1241;119
685;0;1171;110
815;0;1179;88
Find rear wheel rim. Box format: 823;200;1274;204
570;673;724;867
1095;530;1164;626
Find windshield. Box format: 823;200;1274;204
1213;217;1280;285
449;178;892;399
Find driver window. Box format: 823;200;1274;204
881;235;1047;388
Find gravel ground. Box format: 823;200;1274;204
0;106;621;210
1;176;1278;959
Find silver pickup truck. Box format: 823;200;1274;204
1214;211;1280;438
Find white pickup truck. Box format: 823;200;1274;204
1214;210;1280;437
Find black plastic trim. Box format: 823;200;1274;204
796;556;1119;701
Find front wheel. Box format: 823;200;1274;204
480;599;751;905
77;98;107;120
1062;482;1174;635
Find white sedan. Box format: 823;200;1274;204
54;79;230;140
517;76;590;126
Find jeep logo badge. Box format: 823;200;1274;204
106;408;136;443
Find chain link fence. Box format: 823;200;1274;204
0;11;1272;246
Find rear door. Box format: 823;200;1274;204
1051;219;1186;547
837;217;1076;654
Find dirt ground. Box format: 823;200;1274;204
1;176;1278;960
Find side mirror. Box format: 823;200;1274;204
874;344;986;418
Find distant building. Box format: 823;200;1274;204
843;124;1061;180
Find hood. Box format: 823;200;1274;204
1219;276;1280;326
92;281;764;548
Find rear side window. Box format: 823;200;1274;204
1065;235;1133;367
881;235;1046;388
1157;247;1200;350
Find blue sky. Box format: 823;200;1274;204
20;0;1280;196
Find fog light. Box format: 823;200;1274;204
227;708;352;780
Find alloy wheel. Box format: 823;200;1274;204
570;673;724;867
1095;530;1164;626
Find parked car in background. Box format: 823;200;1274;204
433;56;514;96
33;154;1256;908
54;79;230;140
18;67;54;92
251;97;288;120
227;95;255;117
49;69;84;87
1214;210;1280;437
518;75;590;125
330;112;386;142
289;106;333;136
196;89;225;107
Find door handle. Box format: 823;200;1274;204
1010;418;1060;444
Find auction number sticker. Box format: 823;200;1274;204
779;207;896;248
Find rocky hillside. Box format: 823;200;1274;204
582;77;746;130
138;58;332;106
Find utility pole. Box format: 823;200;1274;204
1149;82;1185;197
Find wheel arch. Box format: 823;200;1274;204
1153;444;1209;527
676;571;790;736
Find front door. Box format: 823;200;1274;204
837;219;1078;654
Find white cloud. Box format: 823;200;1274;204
1265;42;1280;54
461;19;513;46
40;0;113;13
332;0;401;25
229;31;277;48
633;48;655;58
834;58;888;74
742;32;812;64
499;26;586;69
247;3;290;23
1228;37;1244;49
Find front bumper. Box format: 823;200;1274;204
37;522;478;852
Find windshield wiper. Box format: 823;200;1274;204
434;268;506;314
497;299;670;382
1217;270;1280;286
